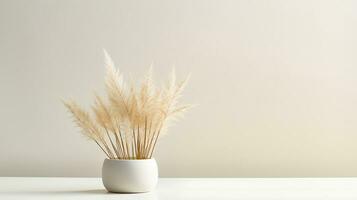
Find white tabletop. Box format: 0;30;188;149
1;177;357;200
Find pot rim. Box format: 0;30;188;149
104;158;155;162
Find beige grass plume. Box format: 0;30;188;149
63;50;190;159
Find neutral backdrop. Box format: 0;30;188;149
1;0;357;177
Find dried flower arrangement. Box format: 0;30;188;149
63;51;190;159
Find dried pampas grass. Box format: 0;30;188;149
63;50;190;159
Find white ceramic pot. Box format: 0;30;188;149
102;158;158;193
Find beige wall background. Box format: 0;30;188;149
1;0;357;177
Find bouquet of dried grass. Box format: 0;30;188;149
63;50;190;159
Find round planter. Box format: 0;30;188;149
102;158;158;193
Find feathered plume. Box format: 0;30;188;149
63;50;190;159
